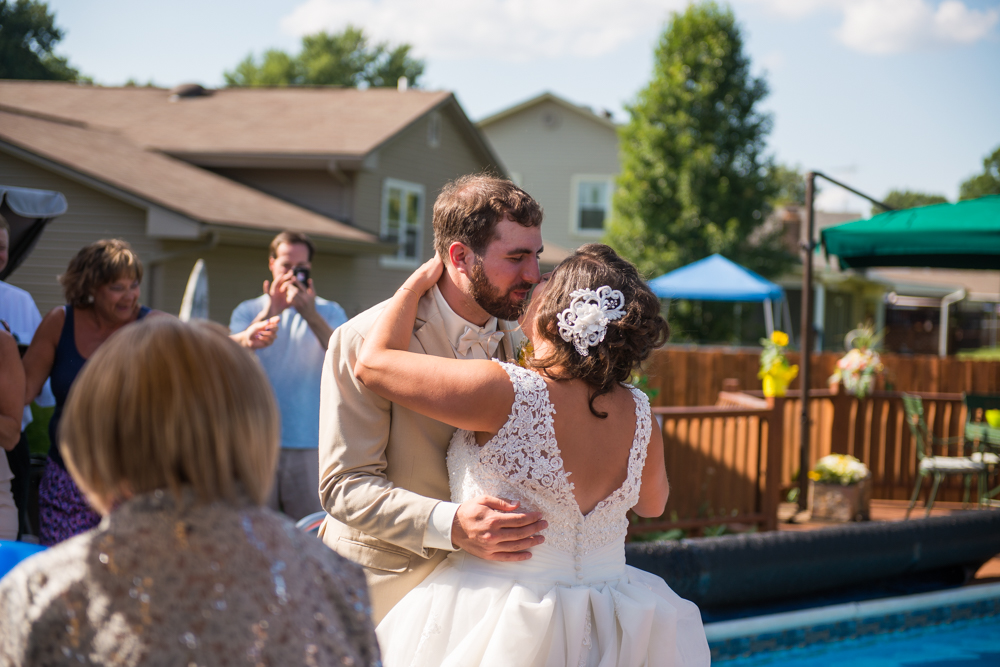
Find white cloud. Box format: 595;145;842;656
280;0;687;62
838;0;999;53
751;0;999;54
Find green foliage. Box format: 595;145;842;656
956;346;1000;361
224;26;424;89
0;0;84;81
629;371;660;401
24;403;52;456
871;189;947;216
769;163;807;206
959;146;1000;201
607;2;792;286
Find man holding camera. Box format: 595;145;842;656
230;231;347;520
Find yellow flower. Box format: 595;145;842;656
515;340;534;368
808;471;821;481
771;331;789;347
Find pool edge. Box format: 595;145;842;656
704;581;1000;641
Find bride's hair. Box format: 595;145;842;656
528;244;669;418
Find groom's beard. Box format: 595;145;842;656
470;259;532;321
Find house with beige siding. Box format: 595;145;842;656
478;92;620;253
0;81;507;322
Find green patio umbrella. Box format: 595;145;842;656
821;194;1000;270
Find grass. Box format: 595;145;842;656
956;347;1000;361
24;404;53;456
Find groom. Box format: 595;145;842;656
318;174;548;621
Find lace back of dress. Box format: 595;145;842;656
447;362;654;556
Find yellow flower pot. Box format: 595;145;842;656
762;374;789;397
760;363;798;397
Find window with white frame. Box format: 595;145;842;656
572;176;614;234
380;179;425;267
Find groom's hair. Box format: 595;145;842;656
433;173;543;262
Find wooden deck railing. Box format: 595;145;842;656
753;388;969;502
628;348;998;535
628;398;784;536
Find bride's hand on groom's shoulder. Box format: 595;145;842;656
451;496;547;562
401;256;444;296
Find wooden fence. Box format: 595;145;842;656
629;395;784;536
644;346;1000;408
629;348;1000;533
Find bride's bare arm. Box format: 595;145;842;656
633;423;669;517
355;256;514;434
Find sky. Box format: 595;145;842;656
43;0;1000;214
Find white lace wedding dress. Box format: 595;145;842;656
376;362;710;667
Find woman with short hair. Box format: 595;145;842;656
1;318;379;666
23;239;165;544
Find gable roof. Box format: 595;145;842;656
477;91;618;132
0;81;493;167
0;109;380;248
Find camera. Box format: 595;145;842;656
294;267;310;284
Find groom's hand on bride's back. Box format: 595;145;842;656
452;496;547;562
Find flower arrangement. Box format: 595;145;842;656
829;322;884;398
808;454;870;486
758;331;798;397
514;339;533;368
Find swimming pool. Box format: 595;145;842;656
706;582;1000;666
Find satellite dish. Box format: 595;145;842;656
179;258;209;321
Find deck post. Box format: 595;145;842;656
764;396;786;531
799;172;816;511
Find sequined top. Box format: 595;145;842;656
0;488;380;667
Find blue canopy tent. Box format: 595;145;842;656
647;254;790;338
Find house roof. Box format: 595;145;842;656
867;268;1000;302
477;91;618;131
0;81;458;164
0;109;379;247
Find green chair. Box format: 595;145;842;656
902;393;987;519
963;393;1000;504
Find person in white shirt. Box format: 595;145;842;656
0;214;55;538
230;232;348;521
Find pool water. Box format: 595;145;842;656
723;614;1000;666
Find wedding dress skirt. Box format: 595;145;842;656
376;540;709;667
377;362;709;666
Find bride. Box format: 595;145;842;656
355;243;710;667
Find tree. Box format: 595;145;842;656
769;164;807;207
871;189;948;216
224;26;424;88
0;0;84;81
607;2;791;286
959;146;1000;201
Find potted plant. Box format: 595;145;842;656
829;322;884;398
758;331;798;397
808;454;872;521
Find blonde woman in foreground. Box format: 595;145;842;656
0;318;378;666
357;244;709;667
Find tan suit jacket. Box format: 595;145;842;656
318;290;520;623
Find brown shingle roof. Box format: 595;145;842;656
0;109;377;245
0;81;452;158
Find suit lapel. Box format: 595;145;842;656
413;292;457;359
497;319;525;363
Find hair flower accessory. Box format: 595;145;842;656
557;286;625;356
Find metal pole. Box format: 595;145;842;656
798;172;816;512
763;297;774;337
